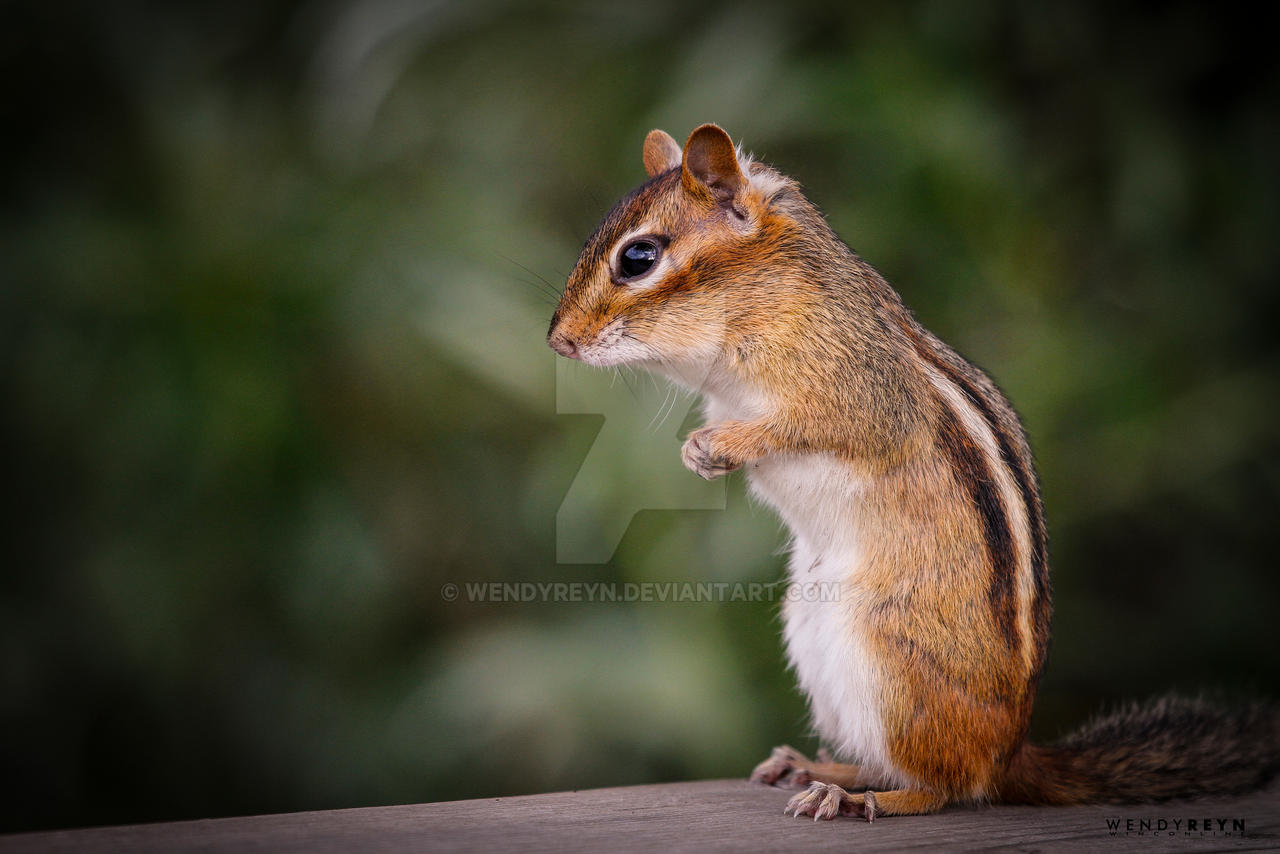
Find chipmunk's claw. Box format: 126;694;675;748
681;427;741;480
785;782;869;822
750;745;813;788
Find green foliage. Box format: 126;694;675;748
2;0;1277;832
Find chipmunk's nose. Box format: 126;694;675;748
548;331;580;359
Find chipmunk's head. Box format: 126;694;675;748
548;124;797;371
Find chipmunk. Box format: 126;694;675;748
547;124;1279;821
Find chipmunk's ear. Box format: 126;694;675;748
682;124;745;205
642;129;681;177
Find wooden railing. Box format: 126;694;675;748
2;778;1276;852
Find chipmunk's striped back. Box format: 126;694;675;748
902;319;1053;698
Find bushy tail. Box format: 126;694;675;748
997;695;1280;805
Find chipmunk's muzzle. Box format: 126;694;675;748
547;329;580;360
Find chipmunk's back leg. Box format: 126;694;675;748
859;788;949;817
750;745;876;790
786;783;949;821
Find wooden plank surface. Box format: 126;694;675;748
3;779;1277;853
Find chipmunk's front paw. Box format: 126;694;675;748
681;426;741;480
750;745;815;788
784;783;876;822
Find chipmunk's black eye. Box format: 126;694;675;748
619;240;660;279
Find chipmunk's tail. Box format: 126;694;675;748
996;695;1280;805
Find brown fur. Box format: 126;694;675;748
549;124;1279;819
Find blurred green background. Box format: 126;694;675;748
3;0;1277;834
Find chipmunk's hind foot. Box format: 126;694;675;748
750;745;815;787
750;745;867;790
784;783;948;822
784;782;867;821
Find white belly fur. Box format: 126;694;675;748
746;451;906;785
